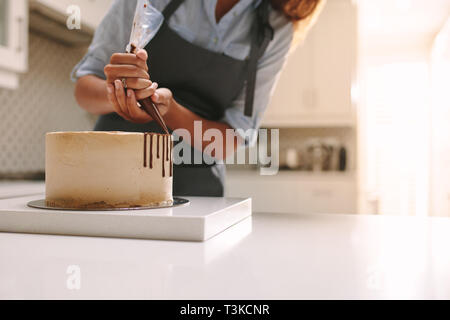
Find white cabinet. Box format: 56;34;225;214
0;0;28;89
262;0;357;127
30;0;113;32
225;170;357;214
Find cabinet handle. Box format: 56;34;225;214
16;17;24;53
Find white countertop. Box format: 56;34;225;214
0;181;449;299
1;211;450;299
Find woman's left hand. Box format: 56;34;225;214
107;80;174;124
149;88;174;118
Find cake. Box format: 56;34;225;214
45;131;173;208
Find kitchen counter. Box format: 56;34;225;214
0;182;449;299
1;213;449;299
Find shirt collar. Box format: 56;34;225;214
204;0;263;31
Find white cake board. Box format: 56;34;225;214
0;195;252;241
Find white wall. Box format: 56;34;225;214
430;19;450;217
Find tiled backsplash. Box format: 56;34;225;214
0;33;96;176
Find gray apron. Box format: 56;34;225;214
94;0;274;197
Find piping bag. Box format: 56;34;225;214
126;0;169;134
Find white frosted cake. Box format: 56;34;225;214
45;131;173;209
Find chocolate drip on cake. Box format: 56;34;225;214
165;135;170;176
149;134;153;169
143;133;148;167
162;135;166;178
143;133;172;178
157;135;160;159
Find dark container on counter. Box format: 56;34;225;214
338;146;347;171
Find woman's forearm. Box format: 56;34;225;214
164;99;242;160
75;75;241;160
75;75;115;115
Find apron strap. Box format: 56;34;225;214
162;0;185;20
244;0;274;117
162;0;273;118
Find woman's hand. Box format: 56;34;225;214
150;88;174;118
104;49;160;123
107;82;174;124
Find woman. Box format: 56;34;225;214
72;0;324;196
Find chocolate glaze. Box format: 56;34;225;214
149;134;153;169
166;135;169;161
162;135;166;177
130;43;137;54
142;133;172;178
143;133;148;167
157;134;160;159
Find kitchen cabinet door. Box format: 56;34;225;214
225;171;357;214
262;0;357;127
30;0;113;32
310;0;357;123
0;0;28;75
262;37;314;126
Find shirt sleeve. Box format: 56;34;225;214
71;0;164;81
221;11;294;147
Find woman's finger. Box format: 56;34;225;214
136;49;148;62
114;79;129;117
135;82;159;100
126;89;153;123
151;88;173;104
107;84;132;121
123;78;152;90
110;53;148;71
104;65;150;83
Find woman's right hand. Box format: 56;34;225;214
103;49;158;121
